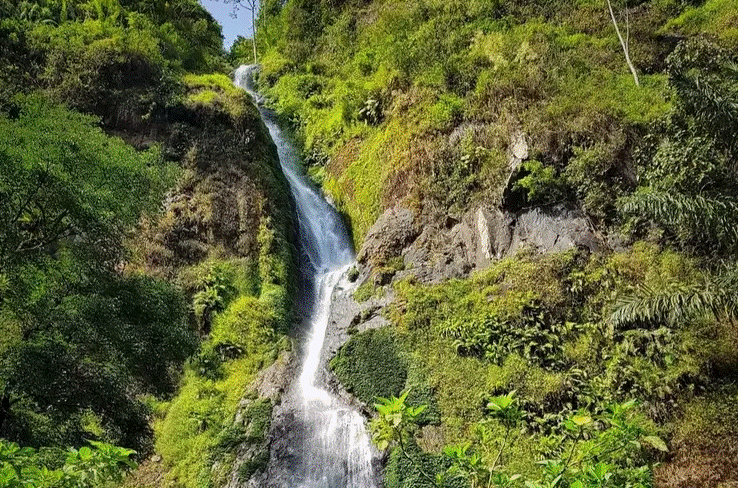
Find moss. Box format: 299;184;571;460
391;251;571;334
663;0;738;49
155;345;283;487
147;74;295;488
238;451;270;482
404;362;442;427
208;398;273;485
184;73;258;120
657;386;738;486
353;280;377;302
330;328;408;404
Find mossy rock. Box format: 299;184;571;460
330;327;408;404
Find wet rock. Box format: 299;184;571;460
250;350;295;403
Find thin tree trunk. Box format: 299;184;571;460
251;4;257;64
607;0;640;87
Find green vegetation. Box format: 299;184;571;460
154;241;293;487
254;0;680;243
256;2;738;484
329;241;738;486
2;0;738;485
335;244;734;486
0;96;192;455
0;1;297;487
331;328;408;404
0;438;137;488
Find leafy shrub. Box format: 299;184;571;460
0;98;191;452
0;439;137;488
184;73;253;119
442;309;578;370
512;160;571;207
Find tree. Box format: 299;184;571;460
0;97;171;271
223;0;259;64
0;97;193;452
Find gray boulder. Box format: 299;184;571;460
357;207;419;264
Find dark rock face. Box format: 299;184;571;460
249;406;306;488
355;130;604;284
358;204;604;284
505;206;604;255
221;351;298;488
474;205;604;260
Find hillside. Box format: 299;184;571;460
253;0;738;487
1;0;737;487
0;1;296;486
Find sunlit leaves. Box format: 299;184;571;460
0;97;175;268
0;438;136;488
370;390;426;451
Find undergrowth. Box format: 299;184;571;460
332;244;738;486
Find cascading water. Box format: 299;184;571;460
234;65;380;488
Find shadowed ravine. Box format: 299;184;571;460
234;65;380;488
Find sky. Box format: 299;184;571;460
198;0;254;50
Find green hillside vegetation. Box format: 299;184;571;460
0;1;296;487
255;0;738;486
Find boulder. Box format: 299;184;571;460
402;204;604;283
357;207;419;264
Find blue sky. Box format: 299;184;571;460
198;0;254;50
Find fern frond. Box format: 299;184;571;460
611;283;704;328
621;190;738;255
671;66;738;155
611;265;738;328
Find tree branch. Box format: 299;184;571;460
607;0;640;86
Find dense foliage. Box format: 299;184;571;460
0;1;297;487
259;0;738;486
0;96;192;455
0;438;136;488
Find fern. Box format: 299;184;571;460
621;190;738;255
668;39;738;157
611;266;738;328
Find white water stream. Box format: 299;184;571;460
235;65;379;488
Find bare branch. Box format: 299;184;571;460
607;0;640;86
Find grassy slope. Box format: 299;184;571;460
257;0;678;243
256;0;738;486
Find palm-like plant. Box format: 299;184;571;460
621;190;738;256
613;40;738;328
611;264;738;328
668;41;738;159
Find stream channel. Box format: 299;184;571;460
235;65;381;488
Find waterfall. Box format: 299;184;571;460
234;65;379;488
